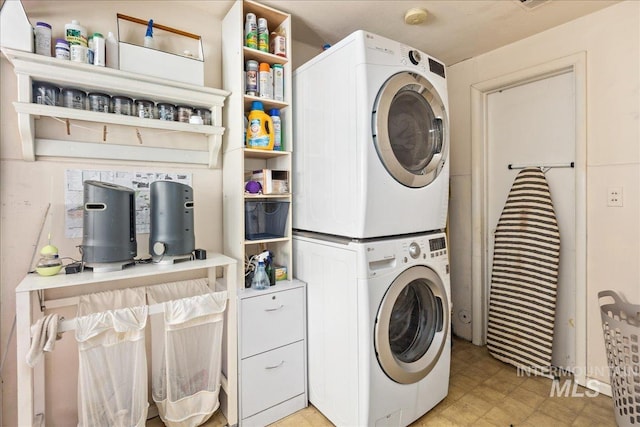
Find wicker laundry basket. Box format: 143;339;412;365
599;290;640;427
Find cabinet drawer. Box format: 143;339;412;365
240;287;304;358
240;340;305;419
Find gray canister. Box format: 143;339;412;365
245;60;258;95
82;180;137;264
149;181;195;259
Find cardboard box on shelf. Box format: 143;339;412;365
249;169;289;195
274;266;287;281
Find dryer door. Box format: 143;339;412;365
372;72;448;188
374;265;450;384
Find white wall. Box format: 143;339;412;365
0;2;230;425
448;0;639;385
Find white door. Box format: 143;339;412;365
486;71;576;371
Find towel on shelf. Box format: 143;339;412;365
26;313;63;367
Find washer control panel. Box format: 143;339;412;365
428;235;447;258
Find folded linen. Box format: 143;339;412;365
26;313;62;367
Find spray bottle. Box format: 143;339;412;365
144;19;154;48
251;250;271;290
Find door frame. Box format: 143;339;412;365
470;52;587;386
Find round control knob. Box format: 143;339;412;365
409;242;421;259
408;50;421;65
153;241;166;256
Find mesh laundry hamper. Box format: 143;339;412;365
75;305;149;427
147;279;228;427
76;288;148;427
599;290;640;427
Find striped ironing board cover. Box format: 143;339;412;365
487;167;560;374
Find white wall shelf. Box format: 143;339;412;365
1;47;229;168
15;254;238;427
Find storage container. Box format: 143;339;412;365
135;99;155;119
112;96;133;115
177;105;193;123
88;92;111;113
61;88;86;110
244;201;289;240
194;107;212;125
157;103;176;121
33;82;59;106
117;14;204;86
599;290;640;427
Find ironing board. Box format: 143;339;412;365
487;167;560;374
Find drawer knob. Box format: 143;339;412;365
265;360;285;370
264;305;284;312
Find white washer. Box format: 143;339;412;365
293;231;451;426
293;30;449;239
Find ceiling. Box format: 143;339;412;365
10;0;620;67
260;0;620;65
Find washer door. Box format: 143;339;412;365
375;265;450;384
372;72;448;188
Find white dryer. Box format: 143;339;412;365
293;30;449;239
293;231;451;426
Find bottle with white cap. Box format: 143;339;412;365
257;17;269;52
105;32;119;69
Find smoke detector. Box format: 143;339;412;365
404;8;428;25
517;0;551;10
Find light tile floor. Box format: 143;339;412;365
148;337;618;427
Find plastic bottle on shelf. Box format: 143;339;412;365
270;109;282;151
251;260;270;290
257;17;269;52
105;32;119;69
65;20;87;47
270;28;286;57
144;19;155;48
34;22;52;56
258;62;272;99
87;35;95;64
245;13;257;49
93;33;106;66
246;101;274;150
272;64;284;101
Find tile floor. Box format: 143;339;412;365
148;337;618;427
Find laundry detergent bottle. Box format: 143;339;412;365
246;101;274;150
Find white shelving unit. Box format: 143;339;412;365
222;1;308;425
222;0;295;280
1;47;229;167
14;254;238;427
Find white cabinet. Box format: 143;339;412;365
238;283;307;425
1;47;229;168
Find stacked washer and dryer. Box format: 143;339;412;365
292;31;451;426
